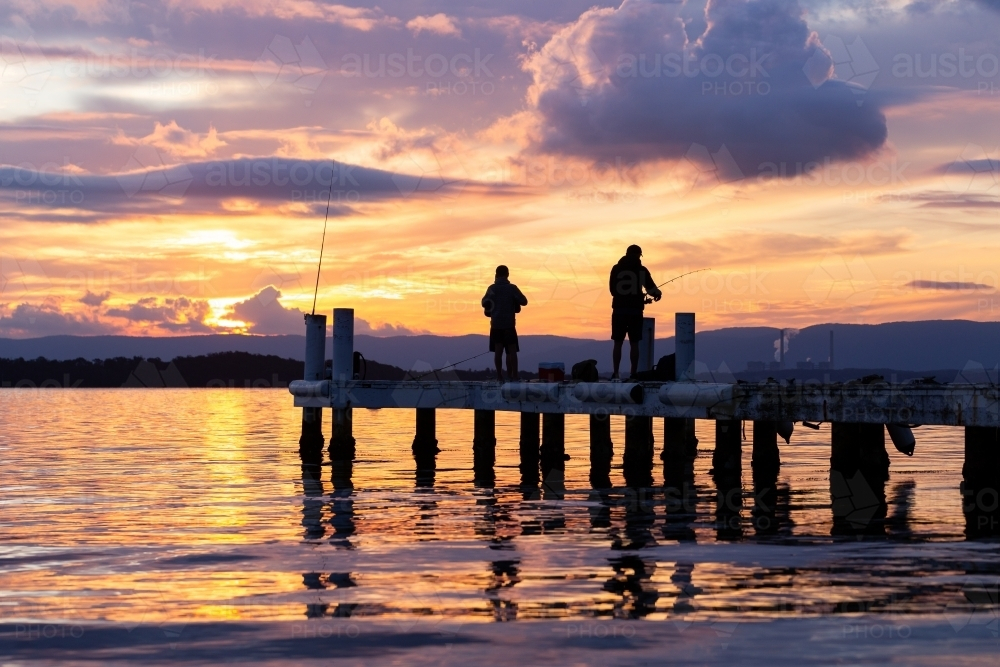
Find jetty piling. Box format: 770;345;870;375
291;307;1000;536
519;412;541;486
329;308;356;461
299;313;327;450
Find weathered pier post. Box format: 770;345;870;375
963;426;1000;537
473;409;496;486
413;408;439;483
589;413;613;489
299;313;327;451
329;308;356;462
751;420;780;474
519;412;541;487
712;419;742;479
675;313;699;459
830;422;888;534
751;420;779;535
623;413;654;487
624;317;655;487
540;413;566;496
713;419;743;540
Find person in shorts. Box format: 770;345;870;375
482;265;528;382
609;245;661;379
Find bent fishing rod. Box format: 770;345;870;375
644;268;711;303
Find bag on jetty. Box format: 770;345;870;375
571;359;599;382
632;354;675;381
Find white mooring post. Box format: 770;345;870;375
330;308;356;461
638;317;655;372
332;308;354;384
299;313;327;450
675;313;695;381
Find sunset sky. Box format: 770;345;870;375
1;0;998;340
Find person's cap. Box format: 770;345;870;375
626;244;642;257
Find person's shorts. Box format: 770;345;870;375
489;327;519;352
611;310;643;343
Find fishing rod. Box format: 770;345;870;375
644;268;711;304
655;267;711;289
311;158;336;316
410;352;491;380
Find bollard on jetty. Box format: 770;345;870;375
329;308;356;462
299;313;327;451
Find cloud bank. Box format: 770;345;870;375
517;0;889;176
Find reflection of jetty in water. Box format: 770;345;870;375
289;313;998;621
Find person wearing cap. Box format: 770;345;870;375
482;265;528;382
609;245;661;379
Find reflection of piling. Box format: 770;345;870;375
299;313;327;451
540;413;566;497
830;422;888;535
473;409;496;487
519;412;540;487
589;413;613;489
963;426;1000;538
623;414;654;488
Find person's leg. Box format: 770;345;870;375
612;339;623;379
629;334;640;377
506;343;519;379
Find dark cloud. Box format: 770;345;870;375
80;290;111;306
105;296;213;333
521;0;888;176
0;302;112;337
906;280;995;291
225;286;305;335
0;156;484;220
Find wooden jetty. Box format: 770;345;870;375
290;309;1000;537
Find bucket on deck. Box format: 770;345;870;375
538;362;565;383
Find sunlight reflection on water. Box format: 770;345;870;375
0;389;996;627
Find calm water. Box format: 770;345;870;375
1;389;998;658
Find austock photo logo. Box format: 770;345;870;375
253;35;327;99
117;146;193;199
803;34;879;105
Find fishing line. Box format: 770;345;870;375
410;352;491;380
311;158;336;316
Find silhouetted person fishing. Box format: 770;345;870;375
610;245;661;379
482;265;528;382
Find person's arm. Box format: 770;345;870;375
482;286;494;308
609;266;617;295
515;285;528;306
643;268;662;300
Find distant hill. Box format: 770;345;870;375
1;320;998;374
0;352;518;388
